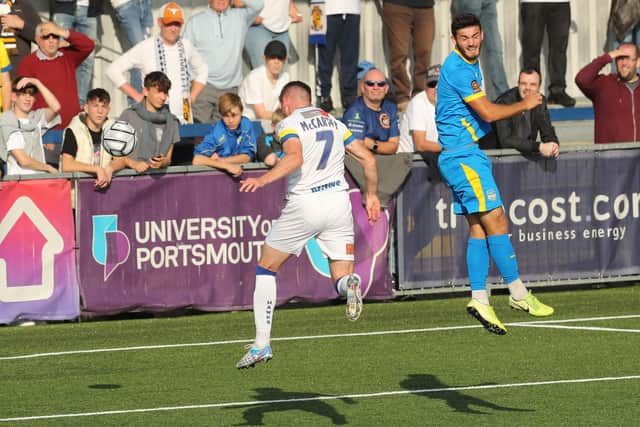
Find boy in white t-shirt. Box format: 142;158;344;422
0;77;60;176
239;40;290;133
398;64;442;154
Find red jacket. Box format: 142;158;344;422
575;53;640;144
17;30;94;130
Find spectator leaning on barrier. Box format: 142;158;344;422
244;0;301;70
255;107;285;167
0;77;60;176
60;88;127;189
575;42;640;144
184;0;263;124
342;68;410;207
192;92;256;177
398;64;441;154
119;71;180;173
0;0;41;78
17;20;94;131
239;39;290;133
107;2;208;125
486;68;560;157
51;0;103;108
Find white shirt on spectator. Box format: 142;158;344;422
260;0;292;33
239;64;290;133
398;91;438;153
106;36;208;124
325;0;360;15
6;113;60;175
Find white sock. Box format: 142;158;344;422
507;279;528;301
335;275;351;297
253;274;276;348
471;290;490;305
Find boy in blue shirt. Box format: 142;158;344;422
192;92;256;176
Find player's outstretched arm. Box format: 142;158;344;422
468;93;542;123
346;139;381;223
239;137;303;192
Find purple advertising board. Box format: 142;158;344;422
0;180;80;324
398;149;640;289
76;171;393;314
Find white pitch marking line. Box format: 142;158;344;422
1;314;638;361
1;375;639;422
511;324;640;333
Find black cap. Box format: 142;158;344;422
264;40;287;60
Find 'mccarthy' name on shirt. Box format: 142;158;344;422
299;114;339;132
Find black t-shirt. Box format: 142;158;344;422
61;128;102;158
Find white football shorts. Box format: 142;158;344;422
266;190;355;261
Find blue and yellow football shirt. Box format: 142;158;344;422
436;49;491;150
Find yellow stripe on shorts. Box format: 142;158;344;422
460;162;486;212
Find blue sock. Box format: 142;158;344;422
256;266;277;276
467;238;489;291
487;234;519;283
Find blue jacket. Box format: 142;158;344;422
194;116;256;160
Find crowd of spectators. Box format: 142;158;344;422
0;0;639;182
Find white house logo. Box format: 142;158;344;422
0;196;63;302
92;215;131;280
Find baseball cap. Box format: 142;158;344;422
264;40;287;60
426;64;441;87
357;61;376;80
160;2;184;25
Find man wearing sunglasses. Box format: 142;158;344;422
17;20;94;132
436;13;554;336
343;67;412;208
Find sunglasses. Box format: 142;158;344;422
427;81;438;88
41;33;60;40
364;80;387;88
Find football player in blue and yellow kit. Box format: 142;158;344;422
436;13;554;335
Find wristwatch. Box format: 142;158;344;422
372;141;379;152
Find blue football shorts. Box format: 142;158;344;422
437;144;503;215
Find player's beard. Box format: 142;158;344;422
457;43;481;62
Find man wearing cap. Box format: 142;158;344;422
0;76;60;176
184;0;263;123
239;40;290;133
106;2;208;124
398;64;442;154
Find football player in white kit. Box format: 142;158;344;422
236;81;381;369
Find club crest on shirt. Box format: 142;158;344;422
471;80;480;92
379;113;390;129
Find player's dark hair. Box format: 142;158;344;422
519;68;541;84
11;76;39;95
143;71;172;93
451;13;481;36
618;41;640;57
86;88;111;104
279;81;311;104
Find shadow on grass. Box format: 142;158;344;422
228;387;355;426
400;374;535;415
